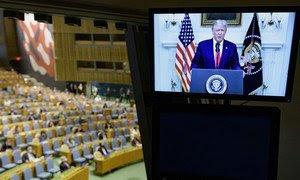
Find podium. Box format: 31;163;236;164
190;69;243;95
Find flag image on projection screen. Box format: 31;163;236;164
175;13;196;92
240;13;263;95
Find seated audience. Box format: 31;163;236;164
60;156;71;172
39;131;47;142
78;126;84;133
131;137;142;147
9;110;17;115
11;125;21;134
102;103;108;109
130;126;142;147
103;119;112;130
97;131;107;140
0;130;4;139
27;111;35;121
47;120;54;128
64;138;76;149
131;126;140;141
118;112;128;119
97;143;109;157
72;126;78;134
22;146;37;163
0;138;13;151
79;117;87;124
34;109;41;120
94;95;102;103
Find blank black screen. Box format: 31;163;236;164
159;108;278;180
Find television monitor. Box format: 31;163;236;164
150;7;300;102
152;103;280;180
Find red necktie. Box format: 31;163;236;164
215;43;221;68
216;52;221;68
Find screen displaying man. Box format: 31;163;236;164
191;20;241;70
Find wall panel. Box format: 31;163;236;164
53;16;131;84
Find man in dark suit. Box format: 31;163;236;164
97;143;110;157
60;156;71;172
0;139;13;152
22;146;37;163
191;20;241;70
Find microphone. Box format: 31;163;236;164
215;42;220;52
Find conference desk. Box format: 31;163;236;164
94;146;143;175
0;120;50;134
60;139;108;164
0;158;88;180
0;115;21;125
53;165;89;180
0;150;14;164
31;132;93;157
6;126;58;148
0;158;45;180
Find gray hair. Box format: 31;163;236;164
212;19;228;31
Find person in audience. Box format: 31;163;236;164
131;126;140;140
119;87;126;103
40;107;48;113
9;110;17;115
11;125;21;134
118;108;128;119
58;111;65;119
47;120;54;128
105;87;111;101
97;143;109;157
74;106;80;112
40;131;47;142
95;95;102;103
0;138;13;151
78;83;84;95
3;99;11;106
131;136;142;147
126;88;131;102
27;111;35;121
78;126;84;133
60;156;71;172
92;86;98;98
0;130;4;139
22;146;37;163
103;119;112;130
59;101;65;106
102;103;108;109
113;99;120;107
72;126;78;134
97;131;107;140
34;109;41;120
64;138;76;149
79;117;87;124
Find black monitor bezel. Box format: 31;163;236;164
149;6;300;102
152;103;280;180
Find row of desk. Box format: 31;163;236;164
0;158;46;179
53;166;89;180
94;146;143;175
0;157;89;180
30;126;125;157
0;108;136;126
2;116;131;148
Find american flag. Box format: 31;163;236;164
175;13;195;92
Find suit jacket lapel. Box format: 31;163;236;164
220;40;228;68
209;39;215;68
